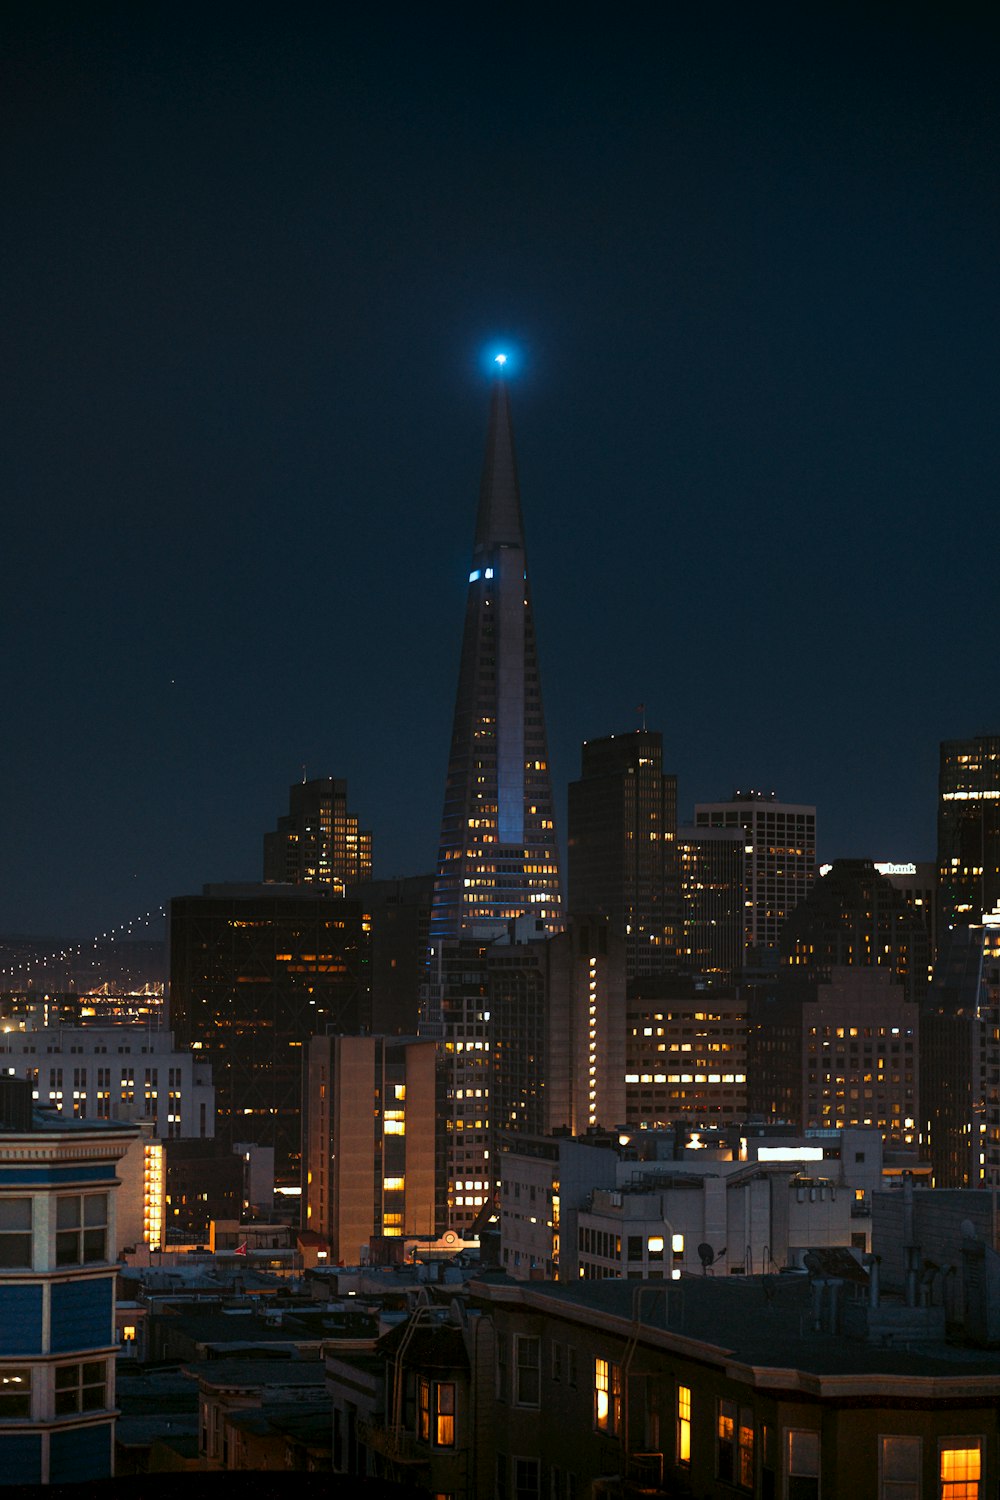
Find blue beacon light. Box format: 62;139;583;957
495;353;507;367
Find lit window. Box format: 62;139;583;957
435;1382;455;1447
594;1357;621;1435
716;1392;755;1488
677;1384;691;1465
940;1438;981;1499
418;1376;430;1442
0;1369;31;1418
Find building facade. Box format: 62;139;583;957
694;792;816;959
302;1033;440;1261
676;824;748;983
750;862;925;1147
937;734;1000;938
0;1024;213;1140
490;914;626;1145
169;884;370;1183
921;907;1000;1188
263;775;372;891
567;730;678;979
0;1080;137;1484
625;978;748;1128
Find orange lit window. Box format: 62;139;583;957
940;1439;981;1499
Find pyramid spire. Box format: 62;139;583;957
428;370;562;943
473;375;525;555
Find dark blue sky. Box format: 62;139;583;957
2;3;998;939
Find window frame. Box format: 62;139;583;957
786;1426;821;1500
54;1192;109;1267
676;1383;691;1466
53;1359;107;1416
879;1434;921;1500
0;1197;33;1270
594;1357;621;1436
513;1334;540;1408
0;1368;32;1420
939;1436;982;1500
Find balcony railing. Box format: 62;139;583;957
356;1420;428;1466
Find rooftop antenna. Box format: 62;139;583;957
637;702;647;731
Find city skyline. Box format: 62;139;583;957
3;5;998;939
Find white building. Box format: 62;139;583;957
577;1164;852;1280
0;1025;213;1140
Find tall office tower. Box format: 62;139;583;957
423;369;563;1230
263;776;372;890
302;1033;441;1262
921;907;1000;1188
348;874;434;1035
937;735;1000;939
676;824;748;984
748;861;925;1145
694;791;816;961
489;914;626;1142
169;883;370;1185
567;730;678;979
874;861;937;977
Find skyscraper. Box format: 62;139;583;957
428;368;562;945
937;734;1000;938
694;791;816;960
567;729;678;979
423;366;563;1230
263;776;372;891
748;860;925;1145
921;907;1000;1188
676;823;747;983
169;883;370;1183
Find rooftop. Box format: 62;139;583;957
474;1274;1000;1384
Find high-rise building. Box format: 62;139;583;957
694;791;816;960
302;1033;440;1261
748;861;925;1145
921;907;1000;1188
263;776;372;890
489;914;626;1142
567;730;677;979
422;368;563;1230
937;735;1000;938
427;370;562;944
347;874;434;1036
169;883;369;1184
676;824;748;983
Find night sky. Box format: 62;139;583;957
3;3;998;941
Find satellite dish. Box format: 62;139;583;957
697;1242;715;1271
